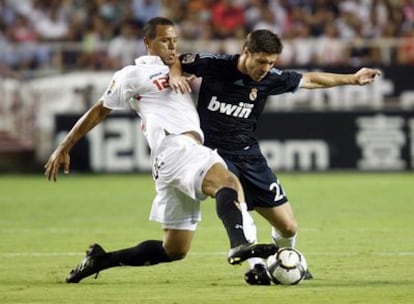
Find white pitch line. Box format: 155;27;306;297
0;251;413;257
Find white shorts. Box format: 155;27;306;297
149;134;226;231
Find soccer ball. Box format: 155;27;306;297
267;247;308;285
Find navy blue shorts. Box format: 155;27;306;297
218;144;288;211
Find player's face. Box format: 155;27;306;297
146;25;178;66
245;51;279;81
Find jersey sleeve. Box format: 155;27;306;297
268;69;303;94
101;67;137;110
179;52;212;77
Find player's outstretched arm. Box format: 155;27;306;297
301;68;381;89
44;101;111;182
354;67;382;85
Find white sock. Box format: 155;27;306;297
240;202;257;243
272;226;297;248
239;202;263;269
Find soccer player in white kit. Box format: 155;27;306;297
44;17;277;283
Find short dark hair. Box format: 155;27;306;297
243;30;283;54
143;17;174;39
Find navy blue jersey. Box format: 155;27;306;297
179;52;301;209
179;52;302;151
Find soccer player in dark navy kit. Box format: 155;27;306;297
170;29;381;285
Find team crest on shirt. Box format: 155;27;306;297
181;54;196;64
106;79;116;95
249;88;258;101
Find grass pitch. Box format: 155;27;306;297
0;173;413;304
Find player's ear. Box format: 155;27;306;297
144;37;149;49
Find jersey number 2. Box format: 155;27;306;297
270;182;285;202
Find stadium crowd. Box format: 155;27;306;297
1;0;414;75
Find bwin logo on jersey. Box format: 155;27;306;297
207;96;253;118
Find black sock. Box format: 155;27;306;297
215;187;248;248
96;240;173;270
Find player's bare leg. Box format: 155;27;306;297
243;203;298;285
162;229;194;259
255;203;298;247
255;203;313;280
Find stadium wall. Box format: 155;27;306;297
1;66;413;172
55;111;414;172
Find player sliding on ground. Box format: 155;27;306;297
44;17;277;283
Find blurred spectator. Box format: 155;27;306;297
33;5;70;41
291;22;316;66
105;20;145;69
344;25;380;67
179;13;203;40
397;26;414;64
97;0;126;24
335;3;360;39
243;0;263;32
210;0;245;39
180;0;212;40
0;23;19;71
77;15;111;70
388;2;405;33
0;0;17;26
160;0;185;22
378;22;399;64
276;28;295;66
253;4;283;35
0;0;414;72
5;14;50;69
267;0;289;34
315;24;346;66
365;6;386;38
347;0;371;29
131;0;161;25
7;14;37;42
304;0;338;37
4;0;33;18
401;0;414;25
282;6;306;39
373;0;389;26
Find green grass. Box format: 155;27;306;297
0;173;413;304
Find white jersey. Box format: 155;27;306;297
101;55;204;152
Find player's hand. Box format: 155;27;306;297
44;147;71;182
169;75;195;94
354;68;381;85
